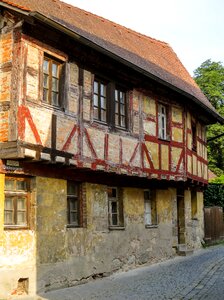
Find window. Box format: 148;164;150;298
67;181;81;227
108;187;124;227
191;190;197;219
93;78;127;129
4;177;30;227
192;122;197;151
158;104;169;140
93;80;107;122
43;56;62;106
144;190;157;226
115;89;127;128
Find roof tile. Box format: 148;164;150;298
0;0;222;121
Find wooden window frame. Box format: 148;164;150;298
158;103;170;140
4;177;30;229
115;88;127;129
93;79;107;123
67;181;82;228
144;190;157;227
93;77;128;130
108;187;124;228
43;55;63;107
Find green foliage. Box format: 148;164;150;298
193;59;224;175
193;59;224;110
211;175;224;184
204;184;224;207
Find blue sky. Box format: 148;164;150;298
63;0;224;76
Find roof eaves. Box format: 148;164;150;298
0;0;30;13
1;3;223;124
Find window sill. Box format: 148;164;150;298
145;224;158;229
66;224;80;229
158;137;170;143
41;101;64;112
109;226;125;231
4;225;29;230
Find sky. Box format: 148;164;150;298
62;0;224;76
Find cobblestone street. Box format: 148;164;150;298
40;245;224;300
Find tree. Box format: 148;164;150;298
193;59;224;109
193;59;224;175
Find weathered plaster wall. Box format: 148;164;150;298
185;190;204;249
36;179;180;293
0;175;36;298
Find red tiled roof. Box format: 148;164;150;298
0;0;223;123
0;0;30;11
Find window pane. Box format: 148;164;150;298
101;110;106;122
115;115;119;126
17;198;26;210
94;81;98;94
52;78;59;92
115;90;118;101
67;182;78;196
120;104;125;115
16;181;26;191
94;94;98;106
17;211;26;225
111;201;117;213
120;116;125;127
43;59;49;73
5;197;13;209
43;89;48;102
51;92;59;106
52;63;58;77
101;97;106;109
43;74;49;88
145;212;151;225
93;107;99;120
5;180;14;191
112;213;118;225
70;199;78;211
144;200;151;213
70;212;78;224
115;102;118;114
100;84;106;96
108;187;117;198
162;117;165;128
120;92;125;103
4;211;13;224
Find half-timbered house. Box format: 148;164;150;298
0;0;223;297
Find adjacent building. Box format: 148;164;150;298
0;0;223;297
